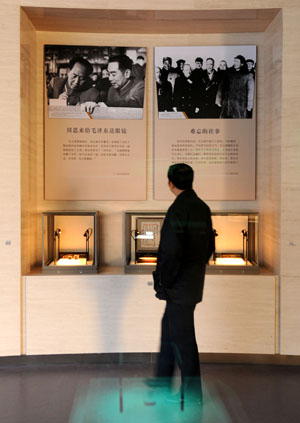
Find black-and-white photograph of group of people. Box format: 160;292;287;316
155;45;256;119
45;45;146;119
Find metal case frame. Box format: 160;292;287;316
42;211;98;274
124;211;165;274
206;211;259;274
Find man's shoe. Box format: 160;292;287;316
144;379;172;406
167;391;203;405
143;377;171;388
144;385;171;406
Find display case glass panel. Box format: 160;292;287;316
125;211;259;273
207;212;259;273
125;211;259;274
42;211;98;273
124;211;165;273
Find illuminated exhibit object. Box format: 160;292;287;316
42;211;98;274
56;256;87;266
125;211;165;273
214;257;246;266
208;212;259;274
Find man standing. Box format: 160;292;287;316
173;64;197;118
47;56;100;105
191;57;204;85
151;163;214;403
201;57;222;118
132;55;146;81
220;54;255;119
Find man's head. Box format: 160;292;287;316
108;55;133;89
136;55;145;66
91;66;100;82
219;60;227;71
195;57;203;69
162;57;172;70
67;57;93;89
58;66;69;78
176;59;185;70
182;64;192;78
168;163;194;192
206;58;215;73
155;66;161;81
246;59;255;71
234;55;246;70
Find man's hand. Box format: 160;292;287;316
81;102;99;114
58;92;68;101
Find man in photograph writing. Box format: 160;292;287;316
81;54;145;113
47;56;100;105
146;163;215;405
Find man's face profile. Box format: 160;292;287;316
67;62;88;89
108;61;130;89
195;61;202;69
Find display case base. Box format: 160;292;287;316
42;266;98;275
206;265;259;274
124;264;155;274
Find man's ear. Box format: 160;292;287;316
124;69;131;79
168;180;175;190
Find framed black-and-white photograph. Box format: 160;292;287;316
136;218;164;251
155;45;256;119
45;45;146;120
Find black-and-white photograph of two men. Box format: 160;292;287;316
45;45;146;119
155;45;256;119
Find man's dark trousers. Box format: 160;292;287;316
155;302;202;398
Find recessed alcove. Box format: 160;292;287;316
21;6;282;274
20;6;282;356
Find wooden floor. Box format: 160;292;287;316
1;361;300;423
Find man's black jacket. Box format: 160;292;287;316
153;189;214;305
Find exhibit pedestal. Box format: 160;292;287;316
23;267;277;355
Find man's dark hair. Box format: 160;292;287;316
168;163;194;190
136;55;145;61
206;57;215;66
246;59;255;65
163;56;172;66
68;57;93;76
109;54;133;72
195;57;203;65
235;55;246;66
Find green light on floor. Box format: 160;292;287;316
69;377;231;423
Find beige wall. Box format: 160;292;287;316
280;7;300;354
263;12;282;274
0;0;300;356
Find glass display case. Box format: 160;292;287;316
124;210;259;274
207;212;259;273
124;211;165;273
42;211;98;274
